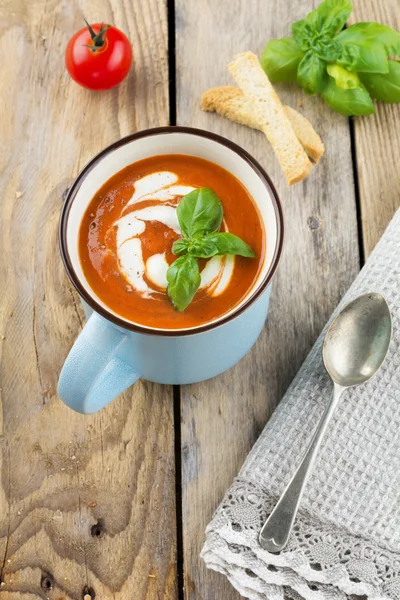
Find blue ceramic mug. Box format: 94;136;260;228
58;127;283;413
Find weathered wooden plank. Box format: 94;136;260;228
176;1;360;598
350;0;400;257
0;1;176;598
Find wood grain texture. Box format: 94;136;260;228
350;0;400;258
0;1;176;599
175;1;360;598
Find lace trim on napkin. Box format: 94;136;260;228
202;210;400;600
202;478;400;600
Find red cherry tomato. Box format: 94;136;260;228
65;21;133;91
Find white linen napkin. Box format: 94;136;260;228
202;209;400;600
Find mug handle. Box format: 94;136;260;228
58;312;141;414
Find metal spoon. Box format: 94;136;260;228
259;292;392;553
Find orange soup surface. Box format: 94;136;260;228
79;154;265;329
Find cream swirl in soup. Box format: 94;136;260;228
111;171;235;299
79;154;264;330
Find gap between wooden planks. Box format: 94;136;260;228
0;0;177;599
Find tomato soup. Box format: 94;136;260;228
78;154;265;329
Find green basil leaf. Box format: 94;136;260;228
292;20;315;52
297;51;328;95
322;78;374;115
166;255;201;312
261;37;305;82
339;23;400;57
187;238;218;259
327;64;361;89
312;37;341;61
337;39;388;73
172;238;190;255
360;60;400;103
177;187;223;238
205;232;255;258
305;0;352;36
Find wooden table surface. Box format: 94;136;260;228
0;0;399;598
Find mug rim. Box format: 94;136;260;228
59;125;284;337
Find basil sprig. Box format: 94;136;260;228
166;188;255;312
261;0;400;116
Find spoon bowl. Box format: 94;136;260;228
323;293;392;387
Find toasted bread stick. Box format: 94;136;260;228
201;86;324;163
228;52;312;185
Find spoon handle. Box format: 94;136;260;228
259;383;345;553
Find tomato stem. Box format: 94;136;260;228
84;19;111;53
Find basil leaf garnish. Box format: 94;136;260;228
360;61;400;103
167;188;256;311
322;78;374;115
292;20;316;52
261;38;304;83
305;0;352;37
260;0;400;116
177;187;223;238
172;238;190;255
204;232;256;258
337;38;389;74
297;51;328;95
327;64;361;89
312;38;341;61
173;236;219;258
339;23;400;57
187;238;218;259
166;255;201;312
